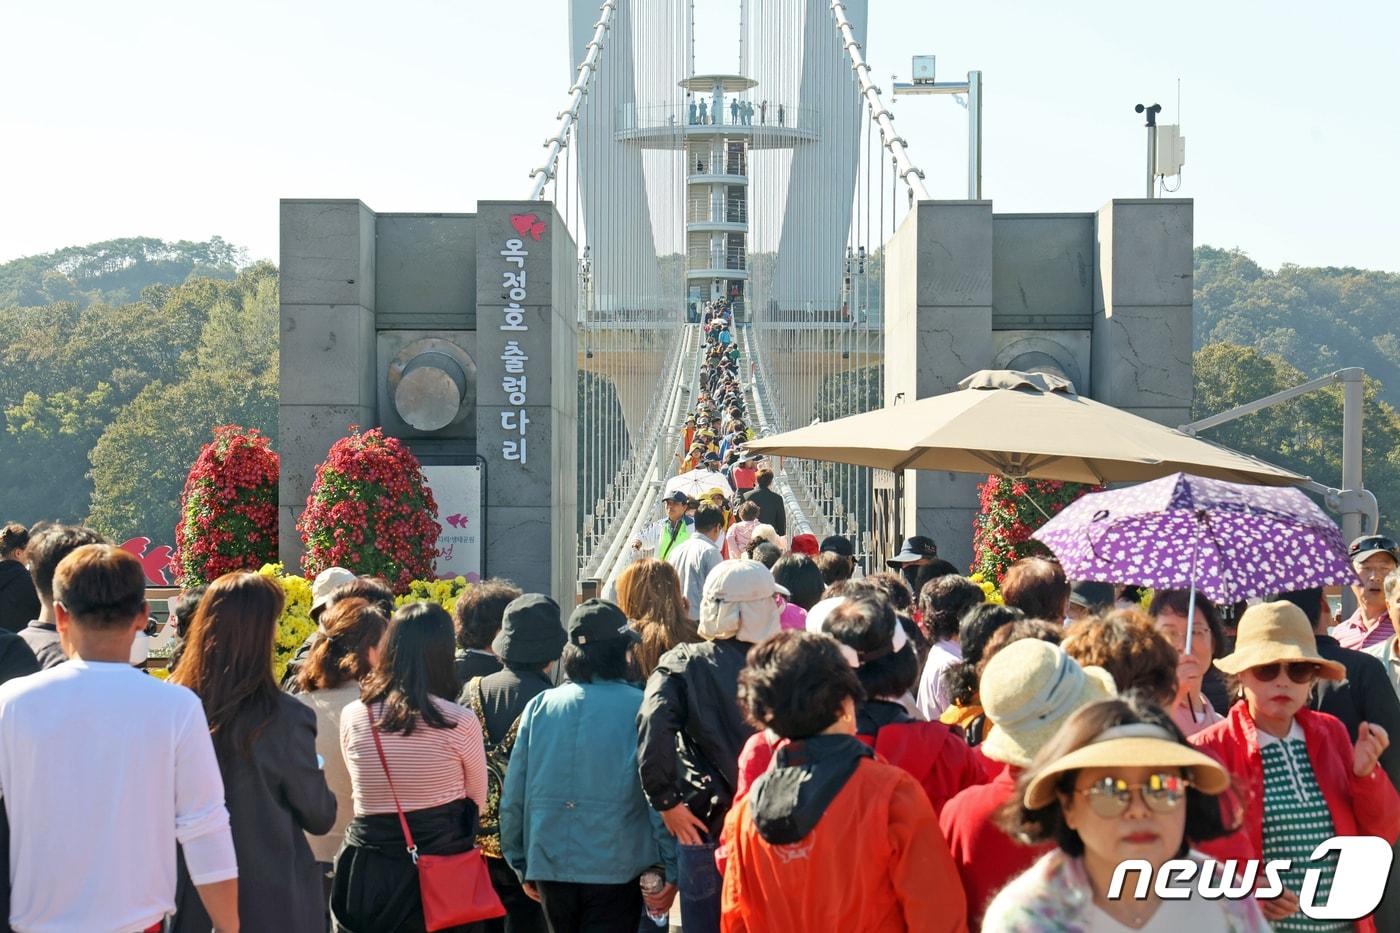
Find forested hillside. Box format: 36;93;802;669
0;239;274;540
1191;246;1400;525
1194;245;1400;409
0;237;244;309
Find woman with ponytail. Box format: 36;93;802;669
296;598;389;884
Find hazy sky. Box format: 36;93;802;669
3;0;1397;271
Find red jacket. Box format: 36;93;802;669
721;756;968;933
1190;703;1400;933
938;763;1050;931
735;717;985;816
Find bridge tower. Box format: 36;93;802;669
681;74;756;318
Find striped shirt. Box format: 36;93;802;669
1259;724;1348;932
1333;608;1395;651
340;696;488;816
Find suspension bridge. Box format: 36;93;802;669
533;0;927;594
277;0;1202;607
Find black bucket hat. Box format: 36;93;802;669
492;594;566;665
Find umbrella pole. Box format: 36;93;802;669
1184;534;1200;656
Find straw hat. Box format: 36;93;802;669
1213;601;1345;681
1024;723;1231;809
980;640;1118;768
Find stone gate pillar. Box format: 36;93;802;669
883;201;994;572
475;202;578;604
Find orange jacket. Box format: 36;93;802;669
720;756;968;933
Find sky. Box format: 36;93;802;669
2;0;1397;271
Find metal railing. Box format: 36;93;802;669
585;325;702;591
615;103;819;133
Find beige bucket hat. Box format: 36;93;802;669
980;639;1118;769
1213;600;1345;681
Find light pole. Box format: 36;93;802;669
892;56;984;199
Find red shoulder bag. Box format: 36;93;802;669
367;703;506;930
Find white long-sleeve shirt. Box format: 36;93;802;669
0;659;237;933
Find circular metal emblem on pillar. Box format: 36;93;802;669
387;338;476;433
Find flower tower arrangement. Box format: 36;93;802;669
173;426;280;587
971;475;1099;585
297;427;440;591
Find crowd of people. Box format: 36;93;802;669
5;378;1400;931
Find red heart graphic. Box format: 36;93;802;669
510;213;538;236
529;221;546;241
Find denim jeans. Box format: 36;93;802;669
676;842;721;933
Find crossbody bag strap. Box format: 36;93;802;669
365;702;419;863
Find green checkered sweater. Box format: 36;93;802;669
1260;736;1348;931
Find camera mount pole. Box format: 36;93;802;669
1135;103;1162;198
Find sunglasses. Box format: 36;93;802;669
1249;661;1320;684
1349;536;1398;557
1075;772;1192;819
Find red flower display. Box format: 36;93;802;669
297;427;440;592
173;426;280;587
971;475;1099;584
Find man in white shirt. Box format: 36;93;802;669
0;544;240;933
666;504;725;622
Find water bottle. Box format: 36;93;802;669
639;869;669;927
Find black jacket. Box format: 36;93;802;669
740;487;786;537
453;649;503;690
280;631;320;693
638;639;755;837
174;693;337;933
0;630;37;687
0;560;38;636
458;667;551;742
1312;634;1400;790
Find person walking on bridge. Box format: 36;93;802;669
633;491;693;564
741;469;786;538
666;505;725;624
639;560;784;933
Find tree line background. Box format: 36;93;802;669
2;237;1399;544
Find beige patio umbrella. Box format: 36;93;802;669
744;370;1306;486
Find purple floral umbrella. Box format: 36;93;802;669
1033;472;1355;653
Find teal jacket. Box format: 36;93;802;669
500;681;678;884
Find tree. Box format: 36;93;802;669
0;236;243;308
85;265;279;540
87;369;278;540
1194;245;1400;410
